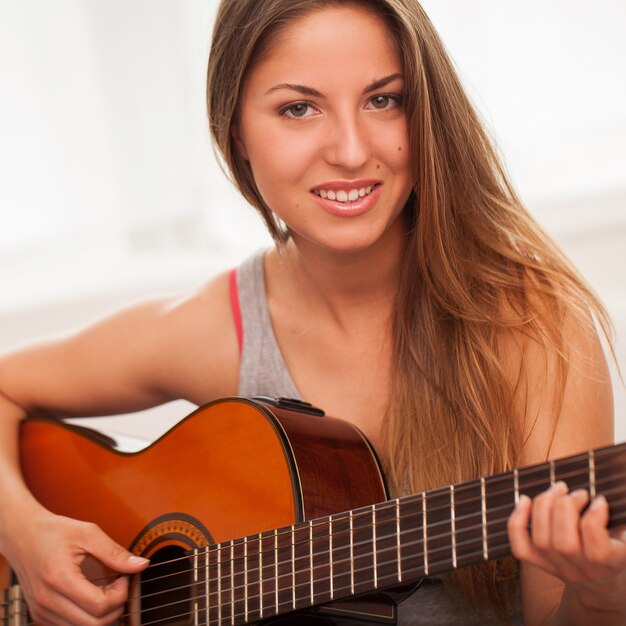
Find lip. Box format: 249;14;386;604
310;179;381;192
311;182;382;218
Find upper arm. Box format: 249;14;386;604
0;270;240;417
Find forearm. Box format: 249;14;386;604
0;391;44;552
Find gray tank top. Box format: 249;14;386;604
234;250;522;625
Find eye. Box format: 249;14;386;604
280;102;316;118
366;94;402;110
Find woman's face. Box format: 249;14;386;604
234;4;413;255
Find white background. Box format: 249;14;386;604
0;1;624;442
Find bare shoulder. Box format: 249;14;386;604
498;293;614;466
147;269;240;402
0;270;239;415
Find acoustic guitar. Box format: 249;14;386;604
1;396;625;625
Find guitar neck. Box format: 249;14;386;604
186;442;626;623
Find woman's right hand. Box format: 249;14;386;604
4;507;149;626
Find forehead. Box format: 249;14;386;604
249;4;402;85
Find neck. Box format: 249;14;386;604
270;222;406;328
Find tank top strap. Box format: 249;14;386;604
235;249;301;400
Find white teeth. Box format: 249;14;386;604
315;184;376;203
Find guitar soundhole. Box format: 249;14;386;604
140;545;194;626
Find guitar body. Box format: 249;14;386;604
1;397;405;625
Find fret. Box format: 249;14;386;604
274;527;293;615
373;501;402;587
244;537;249;622
258;533;264;619
484;473;515;561
274;530;278;614
204;547;210;626
291;524;296;610
424;486;455;575
329;515;334;600
422;492;429;575
349;511;355;594
397;496;424;581
595;447;626;520
513;469;520;505
589;450;597;499
206;545;220;625
217;543;223;625
217;541;232;625
517;461;551;499
372;505;378;589
309;520;314;605
193;548;199;626
454;480;483;569
450;486;457;569
480;477;488;561
230;540;235;626
292;523;312;610
328;512;352;600
243;535;261;622
553;451;591;493
396;499;402;582
259;532;277;619
549;459;556;486
351;505;376;594
310;518;332;605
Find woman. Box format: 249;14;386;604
0;0;624;624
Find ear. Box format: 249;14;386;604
230;124;249;160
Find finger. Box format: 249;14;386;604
80;524;149;575
27;586;125;626
581;495;626;569
530;481;568;551
548;488;592;579
508;494;558;576
551;489;588;555
47;525;147;618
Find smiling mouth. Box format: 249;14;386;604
312;184;379;203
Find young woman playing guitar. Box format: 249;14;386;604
0;1;624;624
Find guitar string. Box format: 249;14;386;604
70;466;626;618
85;463;626;590
111;490;626;624
17;496;626;625
22;514;626;626
109;509;626;626
126;490;626;609
13;461;625;624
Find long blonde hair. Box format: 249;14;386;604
206;0;612;619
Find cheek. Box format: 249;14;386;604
246;125;316;188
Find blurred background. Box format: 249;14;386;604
0;1;624;442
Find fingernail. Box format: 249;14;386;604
128;555;150;564
590;494;607;510
571;489;589;500
550;481;568;494
516;494;530;509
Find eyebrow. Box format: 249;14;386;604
265;73;404;97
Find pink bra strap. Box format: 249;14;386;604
229;268;243;354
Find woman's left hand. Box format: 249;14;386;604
508;481;626;614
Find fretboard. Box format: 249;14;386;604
150;442;626;625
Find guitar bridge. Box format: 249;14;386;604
1;586;27;626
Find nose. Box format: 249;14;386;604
324;113;369;171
